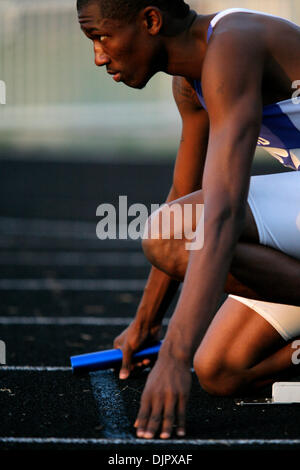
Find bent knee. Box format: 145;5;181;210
193;353;248;397
142;201;191;245
142;226;170;266
141;211;186;279
141;233;160;263
142;235;184;280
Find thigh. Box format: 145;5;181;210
145;189;259;281
165;189;259;244
194;296;287;371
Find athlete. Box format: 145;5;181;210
77;0;300;439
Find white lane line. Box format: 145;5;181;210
0;366;71;371
0;251;149;266
0;437;300;446
90;370;132;438
0;217;138;242
0;317;169;326
0;279;146;291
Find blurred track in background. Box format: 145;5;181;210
1;0;300;159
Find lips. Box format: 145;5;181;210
113;72;121;82
107;70;121;82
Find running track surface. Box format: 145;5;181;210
0;156;300;459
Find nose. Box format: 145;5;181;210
94;52;110;67
93;42;110;67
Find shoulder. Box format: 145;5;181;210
209;10;267;40
202;14;266;105
205;11;266;61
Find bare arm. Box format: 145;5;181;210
114;77;209;377
135;23;265;439
163;26;265;361
134;77;209;327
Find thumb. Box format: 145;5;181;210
119;347;132;379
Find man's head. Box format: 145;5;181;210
77;0;190;23
77;0;192;89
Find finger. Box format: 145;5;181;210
131;359;151;374
130;362;143;374
136;359;151;369
135;395;152;438
176;395;187;437
143;399;163;439
160;396;176;439
119;347;132;379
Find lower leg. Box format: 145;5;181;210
193;298;300;396
198;340;300;396
245;339;300;391
146;238;300;306
226;243;300;306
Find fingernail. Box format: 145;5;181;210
160;432;170;439
119;371;128;379
144;431;153;439
134;420;138;427
177;429;185;436
137;430;144;438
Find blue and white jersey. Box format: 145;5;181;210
194;8;300;171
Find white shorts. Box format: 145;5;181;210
229;171;300;341
247;171;300;259
228;295;300;341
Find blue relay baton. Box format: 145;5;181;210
70;341;162;374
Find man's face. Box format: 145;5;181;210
78;2;160;89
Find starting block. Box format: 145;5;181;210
236;382;300;405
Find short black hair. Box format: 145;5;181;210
77;0;190;21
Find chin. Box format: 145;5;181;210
125;80;147;90
124;73;152;90
134;81;148;90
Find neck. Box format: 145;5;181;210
161;12;215;79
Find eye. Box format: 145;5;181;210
98;35;108;42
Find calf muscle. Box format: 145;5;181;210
229;243;300;305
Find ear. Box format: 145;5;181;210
140;7;163;35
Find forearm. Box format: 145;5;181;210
135;267;180;329
162;213;245;363
161;106;261;361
